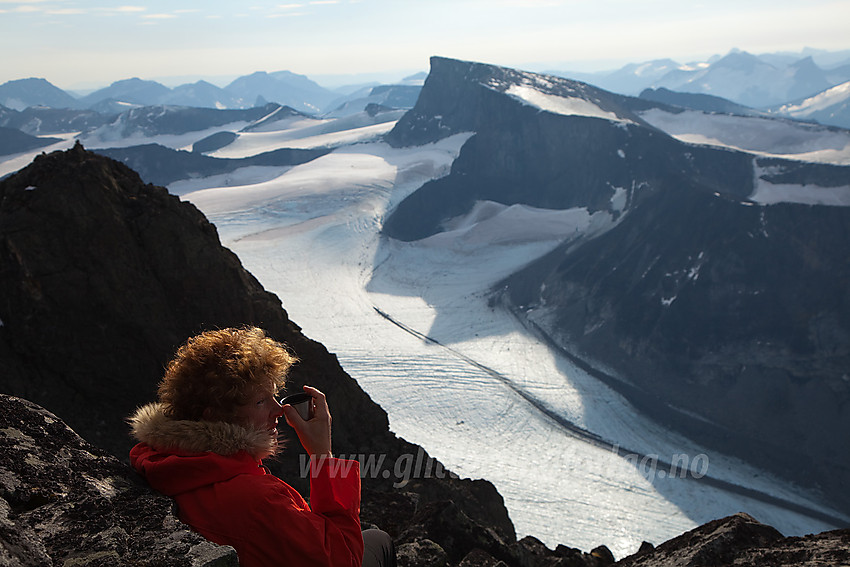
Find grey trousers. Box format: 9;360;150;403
362;529;396;567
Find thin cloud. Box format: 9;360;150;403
46;8;84;14
142;13;177;19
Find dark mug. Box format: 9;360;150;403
280;392;314;421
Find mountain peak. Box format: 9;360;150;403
0;77;79;110
715;49;774;70
387;56;640;148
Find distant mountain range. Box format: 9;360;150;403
0;70;425;117
1;48;849;128
554;48;850;127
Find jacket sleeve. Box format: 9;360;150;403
206;457;364;567
307;456;364;564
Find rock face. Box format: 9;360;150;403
0;393;238;566
383;56;850;515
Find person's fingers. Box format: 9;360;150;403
302;385;330;419
282;405;303;427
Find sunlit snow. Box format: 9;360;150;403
506;84;627;123
777;80;850;116
752;163;850;206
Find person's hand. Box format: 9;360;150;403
282;385;332;458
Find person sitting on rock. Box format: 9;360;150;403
128;326;395;567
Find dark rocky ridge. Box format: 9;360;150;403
0;144;615;566
95;143;330;186
0;106;113;136
86;102;283;139
382;57;850;517
637;87;763;116
0;126;61;157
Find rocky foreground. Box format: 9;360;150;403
3;393;849;566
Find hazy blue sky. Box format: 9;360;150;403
2;0;849;89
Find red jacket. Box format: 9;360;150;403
128;403;363;567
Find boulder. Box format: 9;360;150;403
0;393;237;566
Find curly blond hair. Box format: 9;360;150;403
158;327;297;421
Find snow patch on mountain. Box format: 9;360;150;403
211;111;403;158
429;201;608;249
506;84;625;122
638;108;850;165
779;81;850;115
752;163;850;206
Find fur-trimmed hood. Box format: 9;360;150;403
128;403;279;461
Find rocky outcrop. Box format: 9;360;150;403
0;140;309;457
616;512;850;566
0;393;238;566
381;56;850;515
